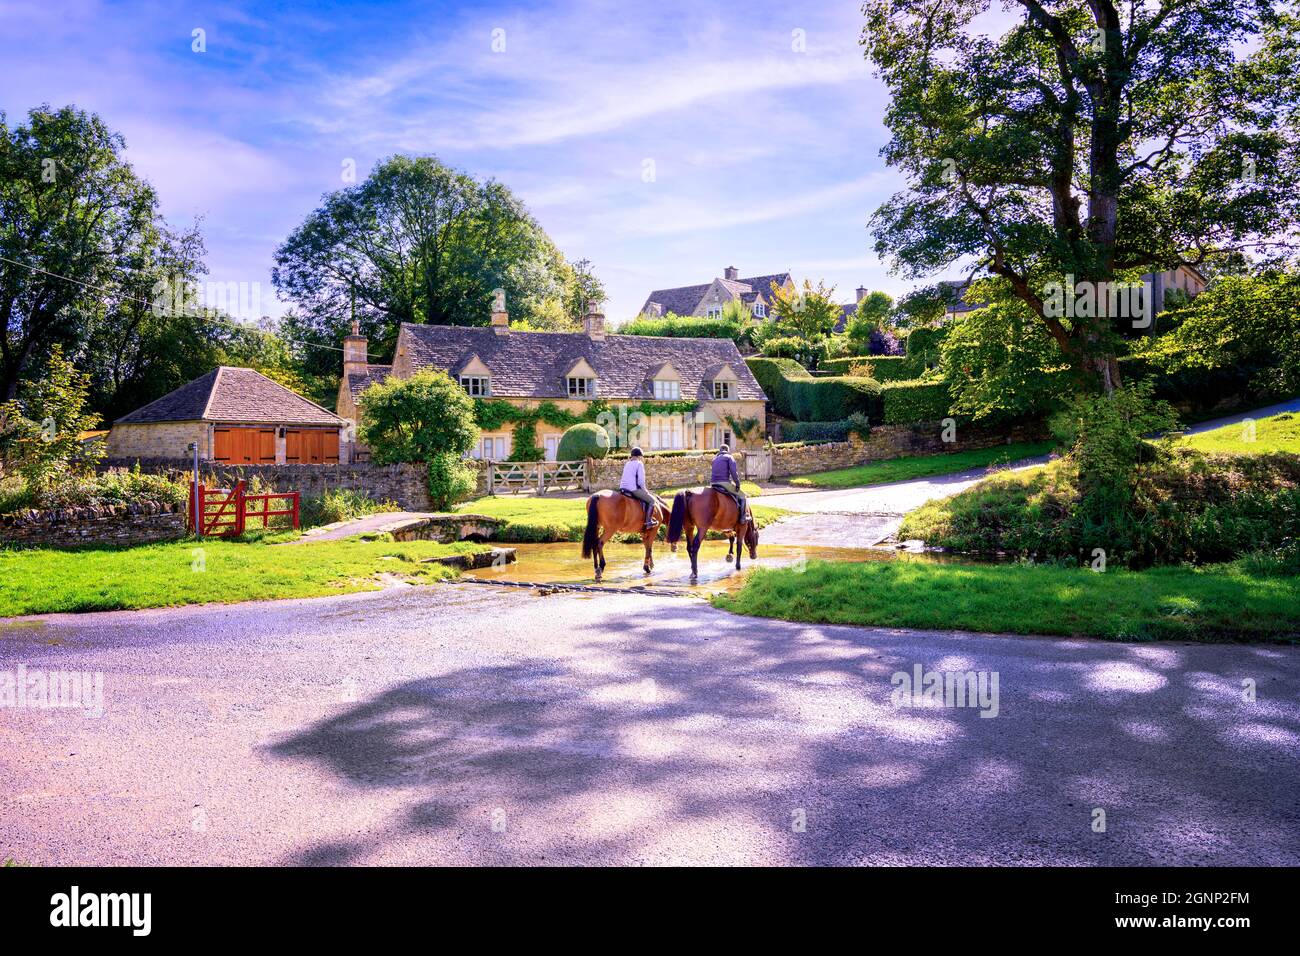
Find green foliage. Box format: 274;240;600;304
844;290;894;346
274;154;588;379
620;310;752;345
426;453;478;510
846;411;872;440
939;301;1071;422
863;2;1300;391
1238;538;1300;577
760;335;824;368
556;422;610;461
725;415;762;443
904;325;949;371
900;447;1300;569
358;370;479;464
745;356;882;421
299;488;397;528
1134;273;1300;399
790;440;1054;489
783;420;850;443
745;357;812;418
767;278;842;344
0;346;103;492
820;356;916;381
879;380;950;424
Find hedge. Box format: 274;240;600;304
746;357;881;421
880;380;951;424
819;355;916;381
783;420;851;443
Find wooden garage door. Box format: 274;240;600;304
285;428;339;464
213;427;275;464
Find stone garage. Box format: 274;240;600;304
107;366;348;464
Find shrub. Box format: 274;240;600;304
880;381;951;424
426;453;478;511
746;357;813;418
358;370;479;465
905;325;949;370
621;311;751;344
299;488;398;528
846;412;872;440
0;346;103;493
784;420;850;443
746;357;882;421
556;422;610;461
820;356;915;381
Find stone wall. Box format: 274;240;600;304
770;421;1048;478
107;421;211;459
587;451;761;491
0;501;187;549
101;459;435;511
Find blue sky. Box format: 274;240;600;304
1;0;944;324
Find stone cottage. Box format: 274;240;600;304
108;366;348;464
638;266;794;320
337;301;768;462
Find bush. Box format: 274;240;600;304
621;311;754;345
879;381;951;424
820;356;915;381
784;420;850;443
358;370;479;465
299;488;398;528
556;422;610;461
905;325;949;370
746;357;882;421
846;411;872;440
427;453;478;511
0;467;191;515
746;357;813;418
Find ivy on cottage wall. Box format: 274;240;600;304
472;397;700;461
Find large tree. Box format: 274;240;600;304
863;1;1300;393
0;106;161;399
273;155;594;377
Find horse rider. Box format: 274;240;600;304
620;446;659;529
710;443;748;524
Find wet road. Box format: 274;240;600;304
2;583;1297;866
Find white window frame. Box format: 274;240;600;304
567;376;596;398
460;375;490;397
713;380;733;400
652;379;680;400
752;302;766;318
706;305;723;319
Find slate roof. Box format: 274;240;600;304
345;365;393;401
395;324;766;403
641;272;791;316
115;366;345;426
835;303;856;332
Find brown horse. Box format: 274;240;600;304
666;488;759;579
581;490;670;581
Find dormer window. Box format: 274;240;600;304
713;380;733;400
568;376;596;398
653;379;680;400
752;302;767;319
706;305;723;319
460;375;490;397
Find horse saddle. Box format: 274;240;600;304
710;484;750;523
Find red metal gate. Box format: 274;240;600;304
189;481;300;537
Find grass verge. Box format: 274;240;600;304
0;537;489;617
1181;411;1300;455
787;441;1056;489
712;558;1300;642
457;482;780;543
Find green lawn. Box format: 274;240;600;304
457;482;778;543
788;441;1057;489
0;537;489;617
1181;411;1300;455
713;558;1300;642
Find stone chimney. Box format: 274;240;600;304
583;306;606;341
856;286;868;303
343;320;368;374
489;287;509;335
724;265;739;281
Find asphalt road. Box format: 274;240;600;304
2;584;1297;866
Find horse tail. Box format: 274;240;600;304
581;494;600;558
667;491;690;545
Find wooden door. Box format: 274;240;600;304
214;427;275;464
285;428;340;464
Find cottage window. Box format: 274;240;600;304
567;376;596;398
649;415;684;450
706;305;723;319
460;375;490;397
652;379;680;400
712;380;733;400
752;302;766;318
469;434;510;460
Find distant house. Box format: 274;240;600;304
108;367;348;464
835;286;872;332
639;266;794;321
941;265;1208;323
337;302;768;463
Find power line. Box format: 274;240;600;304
0;253;353;355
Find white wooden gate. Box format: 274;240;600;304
487;460;586;495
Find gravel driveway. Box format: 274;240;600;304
2;584;1297;866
